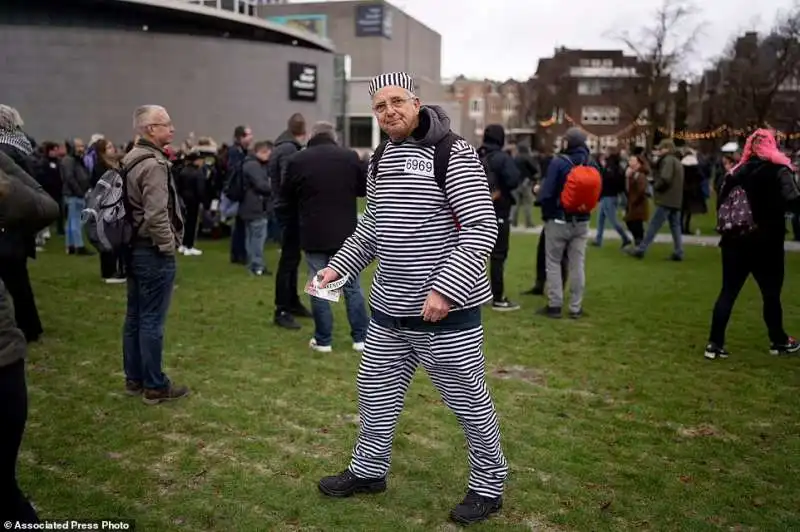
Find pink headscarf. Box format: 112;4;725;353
730;128;794;174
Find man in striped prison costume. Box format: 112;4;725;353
312;72;508;526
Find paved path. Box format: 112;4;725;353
510;225;800;252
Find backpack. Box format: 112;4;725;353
370;131;462;227
81;153;155;253
223;158;246;203
558;155;602;214
716;185;756;236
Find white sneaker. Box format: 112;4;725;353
104;277;126;285
352;342;365;353
309;338;332;353
178;246;187;255
186;248;203;256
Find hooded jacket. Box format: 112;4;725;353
718;157;800;247
328;105;498;324
653;149;684;209
0;151;60;368
538;143;594;222
479;124;520;215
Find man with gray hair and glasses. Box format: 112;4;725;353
121;105;188;405
279;121;369;354
313;72;508;526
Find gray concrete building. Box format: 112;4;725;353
257;0;460;149
0;0;335;146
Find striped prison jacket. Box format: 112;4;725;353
328;105;498;318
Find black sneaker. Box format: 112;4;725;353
536;306;562;319
668;253;683;262
318;469;387;498
769;337;800;356
274;311;301;330
704;343;730;360
491;299;520;312
569;309;586;320
449;490;503;525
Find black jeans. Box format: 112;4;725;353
275;226;302;314
100;251;126;279
681;211;693;234
182;202;200;249
0;259;42;343
709;239;788;347
0;359;39;523
490;217;510;302
626;220;644;245
230;216;247;263
535;227;567;286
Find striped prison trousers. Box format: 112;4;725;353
347;321;508;498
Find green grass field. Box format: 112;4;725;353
19;234;800;531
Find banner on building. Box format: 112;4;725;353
266;14;327;39
355;4;391;38
289;62;317;102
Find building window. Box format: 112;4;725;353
503;99;515;113
579;59;591;67
591;59;601;67
602;59;613;67
348;116;374;148
469;98;483;114
577;80;601;95
581;106;620;125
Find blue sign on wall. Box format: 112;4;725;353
355;4;391;39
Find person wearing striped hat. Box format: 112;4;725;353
312;72;508;525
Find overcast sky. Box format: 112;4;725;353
289;0;795;80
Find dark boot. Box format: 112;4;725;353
449;490;502;525
274;310;301;329
318;469;387;498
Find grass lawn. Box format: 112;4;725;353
20;234;800;531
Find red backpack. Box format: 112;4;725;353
559;155;602;214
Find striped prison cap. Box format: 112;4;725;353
368;72;415;97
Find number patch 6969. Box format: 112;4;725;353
404;157;434;177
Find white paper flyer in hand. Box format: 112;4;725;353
305;273;350;303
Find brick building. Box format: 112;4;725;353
533;47;663;153
688;31;800;148
443;76;532;146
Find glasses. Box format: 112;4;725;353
373;96;415;115
147;122;173;129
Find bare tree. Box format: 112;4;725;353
711;4;800;132
612;0;704;147
509;77;537;129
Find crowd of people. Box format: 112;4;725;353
1;69;799;526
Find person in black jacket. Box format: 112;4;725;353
271;113;311;329
239;141;273;276
0;107;43;342
227;126;252;264
279;122;368;351
705;129;800;360
177;152;207;256
479;124;521;311
593;151;631;247
0;150;60;524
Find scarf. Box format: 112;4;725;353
731;128;794;174
0;128;33;156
